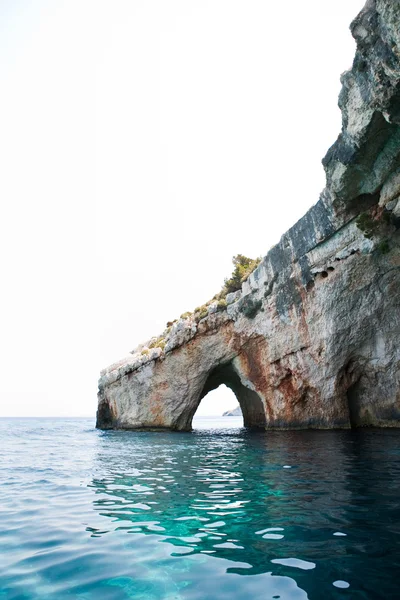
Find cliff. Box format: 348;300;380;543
223;406;243;417
97;0;400;431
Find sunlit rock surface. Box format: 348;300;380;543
97;0;400;431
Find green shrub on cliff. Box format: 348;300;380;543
180;311;192;320
149;337;166;350
221;254;261;296
194;304;207;314
356;210;395;250
217;299;227;311
356;212;377;238
160;255;261;334
194;305;208;321
239;296;262;319
377;239;390;254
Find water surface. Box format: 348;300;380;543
0;417;399;599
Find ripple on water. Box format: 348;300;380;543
333;580;350;588
0;419;400;599
271;558;316;570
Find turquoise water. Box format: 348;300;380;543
1;418;399;599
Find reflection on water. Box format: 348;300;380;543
0;418;399;600
89;421;400;599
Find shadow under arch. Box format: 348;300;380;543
178;361;267;430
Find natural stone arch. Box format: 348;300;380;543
97;2;400;433
174;361;267;431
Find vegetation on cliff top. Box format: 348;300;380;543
166;254;261;328
135;254;263;356
220;254;261;296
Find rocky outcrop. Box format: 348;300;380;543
97;0;400;431
223;405;243;417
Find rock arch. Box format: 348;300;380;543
97;0;400;432
96;326;270;432
176;361;267;430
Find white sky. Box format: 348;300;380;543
0;0;365;417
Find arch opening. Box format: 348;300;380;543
192;362;266;430
193;385;244;428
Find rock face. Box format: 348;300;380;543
223;406;243;417
97;0;400;431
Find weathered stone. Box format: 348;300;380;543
393;198;400;218
226;290;242;305
386;198;398;211
207;302;218;315
323;0;400;206
97;0;400;432
164;317;197;354
380;169;400;206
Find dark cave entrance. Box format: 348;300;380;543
346;378;364;428
341;360;365;429
194;362;266;429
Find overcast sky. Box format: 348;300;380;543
0;0;365;418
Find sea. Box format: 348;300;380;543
1;417;399;599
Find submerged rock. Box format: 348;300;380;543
97;0;400;431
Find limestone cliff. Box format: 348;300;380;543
97;0;400;431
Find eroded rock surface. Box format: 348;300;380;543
97;0;400;431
